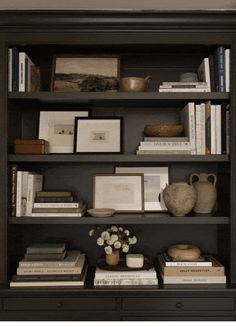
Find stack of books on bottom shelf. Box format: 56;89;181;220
10;243;87;287
158;253;226;284
32;191;86;217
94;266;158;287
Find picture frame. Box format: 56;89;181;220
74;117;123;154
115;167;169;211
38;110;89;153
93;174;144;213
51;55;120;92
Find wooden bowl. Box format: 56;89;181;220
144;124;184;137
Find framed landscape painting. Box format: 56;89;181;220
51;55;119;92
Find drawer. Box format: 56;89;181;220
4;297;116;311
122;297;235;311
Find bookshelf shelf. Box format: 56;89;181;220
8;154;230;163
9;214;229;225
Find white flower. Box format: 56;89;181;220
89;229;95;236
110;234;118;243
111;226;118;232
114;241;121;249
97;237;104;246
124;229;130;236
131;236;137;244
101;231;110;240
118;227;123;232
106;238;114;245
122;244;129;253
128;237;132;244
105;246;112;254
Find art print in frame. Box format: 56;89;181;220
51;55;120;92
38;111;89;153
115;167;169;211
93;174;144;213
74;117;122;154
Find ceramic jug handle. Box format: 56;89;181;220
190;173;199;185
207;173;217;186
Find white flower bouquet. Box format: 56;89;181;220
89;225;137;254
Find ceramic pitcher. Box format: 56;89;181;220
190;173;217;214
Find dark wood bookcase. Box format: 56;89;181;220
0;10;236;321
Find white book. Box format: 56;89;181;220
136;150;192;155
19;251;81;268
33;202;81;208
210;105;216;154
162;275;226;284
16;171;23;217
225;48;230;92
94;279;158;286
17;254;85;275
95;267;157;280
140;141;191;148
197;57;211;92
19;52;26;92
8;48;12;92
180;102;196;153
159;88;209;93
162;82;208;86
143;137;189;142
26;174;43;216
195;104;202;155
216;104;222;154
31;212;85;217
200;103;206;155
138;144;191;151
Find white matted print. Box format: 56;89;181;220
93;174;144;212
38;111;89;153
74;118;122;153
115;167;169;211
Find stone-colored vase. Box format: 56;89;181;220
163;182;197;216
105;251;120;266
190;173;217;214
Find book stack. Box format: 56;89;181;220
32;191;86;217
136;101;229;155
158;46;230;93
158;253;226;284
94;266;158;287
10;243;87;287
8;48;41;92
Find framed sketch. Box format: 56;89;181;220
51;55;119;92
115;167;169;211
74;117;122;153
38;111;89;153
93;174;144;213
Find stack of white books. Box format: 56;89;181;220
10;244;87;287
94;267;158;287
159;81;209;93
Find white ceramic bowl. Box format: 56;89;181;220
87;208;115;218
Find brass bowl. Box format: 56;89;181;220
119;76;151;92
144;124;184;137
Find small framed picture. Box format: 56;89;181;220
74;117;122;153
93;174;144;213
51;55;120;92
38;111;89;153
115;167;169;211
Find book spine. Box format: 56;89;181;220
188;102;196;153
225;48;230;92
216;104;222;154
195;105;202;154
163;275;226;284
17;266;83;275
26;174;34;216
19;52;26;92
200;103;206;155
94;279;158;286
204;57;211;92
140;141;191;148
19;261;77;268
31;212;84;217
95;273;157;280
161;253;212;267
162;82;207;86
8;48;13;92
10;165;18;217
205;101;211;155
35;196;73;203
159;88;208;93
136;150;191;155
32;207;84;213
143;137;189;142
37;191;72;197
10;280;84;287
215;46;225;92
12;47;19;91
16;171;22;217
210;105;216;154
33;202;80;208
13;274;82;281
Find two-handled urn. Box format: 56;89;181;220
163;173;217;216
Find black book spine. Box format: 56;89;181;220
34;196;74;203
10;165;18;217
12;47;19;92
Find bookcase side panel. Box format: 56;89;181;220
0;40;8;284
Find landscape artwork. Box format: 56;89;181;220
52;56;119;92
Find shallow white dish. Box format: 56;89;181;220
87;208;116;218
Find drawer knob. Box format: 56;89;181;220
176;302;183;309
56;302;63;308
